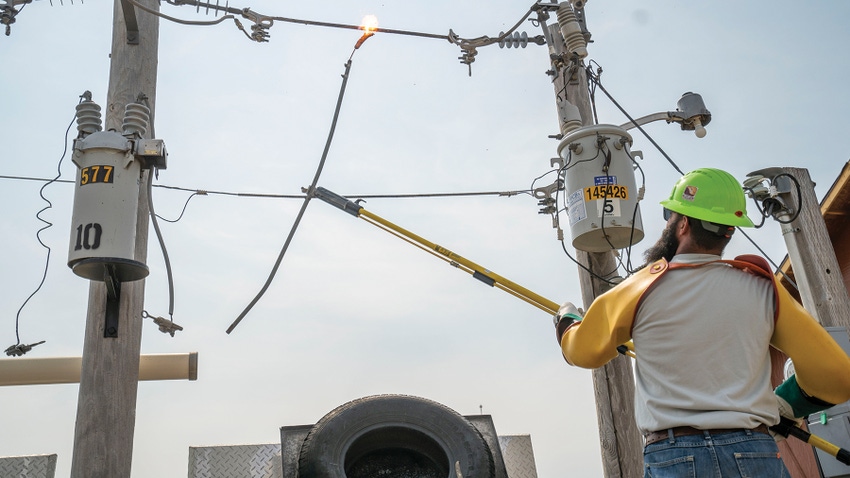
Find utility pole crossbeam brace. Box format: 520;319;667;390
120;0;139;44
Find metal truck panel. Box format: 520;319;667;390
0;454;57;478
188;444;282;478
499;435;539;478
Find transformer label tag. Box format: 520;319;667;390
79;165;115;186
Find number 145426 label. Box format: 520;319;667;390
584;184;628;202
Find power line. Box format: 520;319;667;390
0;173;531;202
124;0;545;74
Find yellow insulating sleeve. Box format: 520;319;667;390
808;434;843;458
771;282;850;405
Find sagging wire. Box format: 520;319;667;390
226;33;372;334
123;0;257;40
622;151;647;274
557;239;620;286
147;169;181;333
742;191;771;229
131;93;183;336
154;191;205;223
3;95;78;357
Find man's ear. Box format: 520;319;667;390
677;215;690;236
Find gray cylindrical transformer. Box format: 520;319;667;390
557;124;644;252
67;131;149;282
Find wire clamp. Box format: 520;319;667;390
142;310;183;337
240;8;272;42
4;340;45;357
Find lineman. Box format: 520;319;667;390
555;168;850;476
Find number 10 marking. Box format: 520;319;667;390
74;223;103;250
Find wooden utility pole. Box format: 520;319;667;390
544;6;643;477
777;167;850;330
70;1;159;476
753;166;850;476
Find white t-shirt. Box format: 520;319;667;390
632;253;779;433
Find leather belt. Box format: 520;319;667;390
644;424;770;446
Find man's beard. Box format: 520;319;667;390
643;221;679;264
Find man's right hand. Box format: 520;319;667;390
554;301;583;344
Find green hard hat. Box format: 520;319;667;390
660;168;754;227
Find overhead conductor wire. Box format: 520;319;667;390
226;33;372;334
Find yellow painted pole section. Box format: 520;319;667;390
0;353;198;386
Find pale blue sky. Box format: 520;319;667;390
2;1;849;476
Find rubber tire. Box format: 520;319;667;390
297;394;495;478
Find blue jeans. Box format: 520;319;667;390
643;429;789;477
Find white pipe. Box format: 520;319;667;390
0;352;198;386
618;112;672;131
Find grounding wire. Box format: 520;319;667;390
226;51;358;334
9;99;77;348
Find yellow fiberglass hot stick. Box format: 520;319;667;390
312;187;636;358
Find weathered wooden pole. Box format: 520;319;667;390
70;1;159;476
544;4;643;476
777;167;850;330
